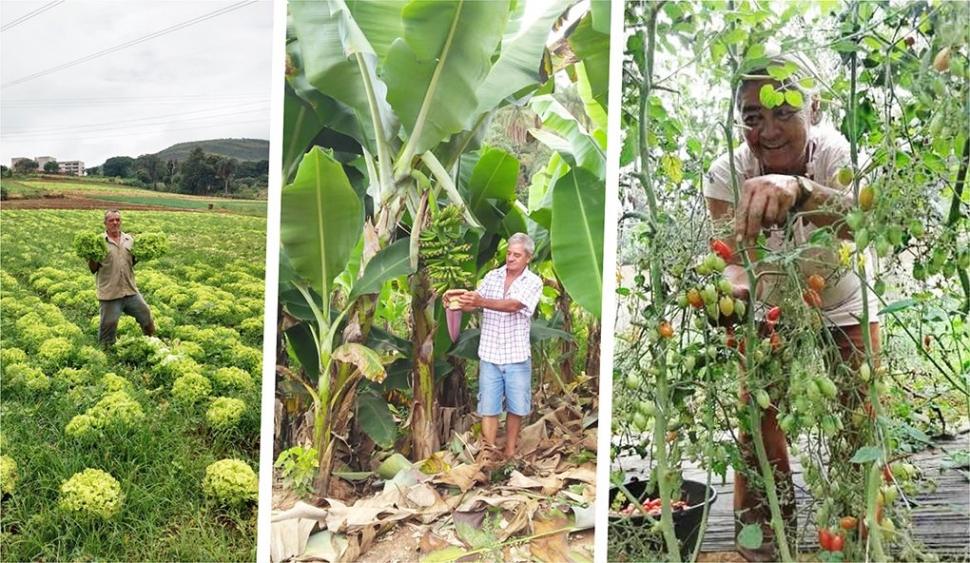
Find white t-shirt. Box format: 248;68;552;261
703;124;879;327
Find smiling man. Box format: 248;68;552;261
444;232;543;460
703;51;881;561
87;209;155;347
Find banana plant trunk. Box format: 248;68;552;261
440;355;469;411
410;270;440;460
556;281;576;384
585;318;601;381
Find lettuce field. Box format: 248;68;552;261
0;208;265;561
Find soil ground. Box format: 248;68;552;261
0;193;210;212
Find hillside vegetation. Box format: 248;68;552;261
155;138;268;162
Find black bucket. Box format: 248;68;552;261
607;479;717;560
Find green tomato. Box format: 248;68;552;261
873;278;886;296
817;377;838;399
874;236;892;257
633;412;648;432
639;401;656;417
846;210;865;231
717;278;734;295
754;389;771;410
683;355;696;372
625;373;641;390
821;415;838;437
780;414;796;434
913;262;927;281
701;284;718;304
855;228;870;250
887;225;904;246
908;219;925;238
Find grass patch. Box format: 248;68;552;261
96;195;267;216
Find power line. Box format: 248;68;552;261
1;109;269;140
1;1;259;90
1;94;268;107
2;101;269;135
0;1;65;32
0;119;267;143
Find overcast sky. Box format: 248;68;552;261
0;1;274;168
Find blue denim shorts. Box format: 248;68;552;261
478;359;532;416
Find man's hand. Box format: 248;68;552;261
458;291;484;309
736;175;799;241
443;289;467;302
87;259;100;274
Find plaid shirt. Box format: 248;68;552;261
476;265;543;365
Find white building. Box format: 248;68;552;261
60;160;84;176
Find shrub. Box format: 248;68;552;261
100;372;133;394
1;454;17;495
151;353;202;386
0;347;28;370
59;468;124;519
201;459;257;507
77;345;107;366
210;366;253;392
54;367;89;389
131;232;169;262
206;397;246;431
4;363;50;393
171;373;212;405
72;232;108;262
37;337;75;367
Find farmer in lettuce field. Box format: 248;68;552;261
87;209;154;347
704;50;880;561
443;233;543;461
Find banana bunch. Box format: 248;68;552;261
418;204;474;296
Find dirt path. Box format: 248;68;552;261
0;194;207;213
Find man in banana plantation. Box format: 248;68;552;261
444;232;543;461
87;209;154;347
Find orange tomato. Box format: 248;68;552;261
859;186;876;210
840;516;858;530
808;273;826;292
687;288;704;309
659;321;674;338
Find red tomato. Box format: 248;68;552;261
766;306;782;323
770;331;782;353
819;528;833;551
830;533;845;552
711;239;733;260
803;289;823;308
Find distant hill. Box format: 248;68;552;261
155;138;269;162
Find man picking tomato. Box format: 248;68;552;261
704;50;881;561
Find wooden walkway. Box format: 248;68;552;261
613;440;970;560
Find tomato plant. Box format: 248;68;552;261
616;2;967;562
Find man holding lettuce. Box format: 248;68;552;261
86;209;154;347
